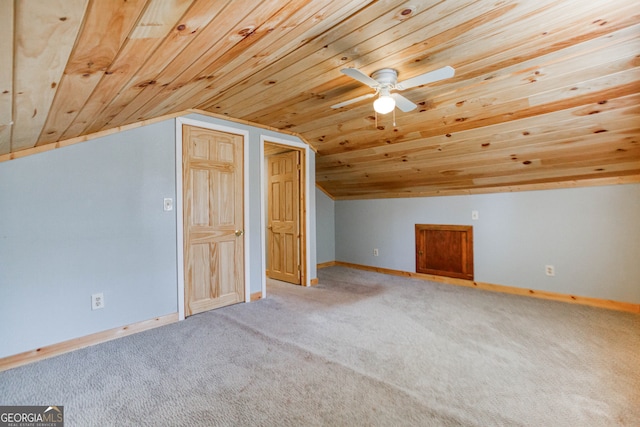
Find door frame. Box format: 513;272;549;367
260;135;312;297
175;117;250;321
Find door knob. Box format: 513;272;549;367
235;230;244;236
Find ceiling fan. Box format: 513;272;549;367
331;66;455;114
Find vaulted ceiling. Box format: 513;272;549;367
1;0;639;199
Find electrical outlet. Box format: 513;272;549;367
163;198;173;211
471;210;479;220
92;293;105;310
545;265;555;277
373;248;379;256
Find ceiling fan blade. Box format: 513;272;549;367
396;66;455;90
391;93;417;112
341;68;380;88
331;92;376;109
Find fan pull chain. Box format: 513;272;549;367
375;111;378;129
393;109;396;127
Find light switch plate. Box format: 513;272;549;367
472;210;479;220
164;198;173;211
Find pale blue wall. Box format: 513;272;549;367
308;157;317;280
316;188;335;264
335;184;640;304
0;121;177;357
0;114;317;358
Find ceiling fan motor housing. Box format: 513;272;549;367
371;68;398;87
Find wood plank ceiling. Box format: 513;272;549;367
1;0;639;199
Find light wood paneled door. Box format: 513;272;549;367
267;150;301;285
183;125;244;317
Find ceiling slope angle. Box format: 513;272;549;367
0;0;638;199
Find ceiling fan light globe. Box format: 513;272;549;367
373;95;396;114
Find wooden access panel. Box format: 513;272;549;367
415;224;474;280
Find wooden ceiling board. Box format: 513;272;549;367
58;0;197;141
10;0;88;152
232;0;570;126
97;0;281;130
3;0;639;199
37;0;152;146
317;146;638;198
306;30;639;157
289;4;640;141
129;0;194;40
328;165;640;199
316;97;640;169
324;128;638;180
51;0;192;137
317;113;639;175
134;0;332;122
0;1;14;155
351;10;635;126
316;93;640;196
161;0;370;117
318;113;639;173
194;0;446;121
81;0;235;135
264;143;296;157
201;0;481;120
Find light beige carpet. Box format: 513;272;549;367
1;266;639;426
